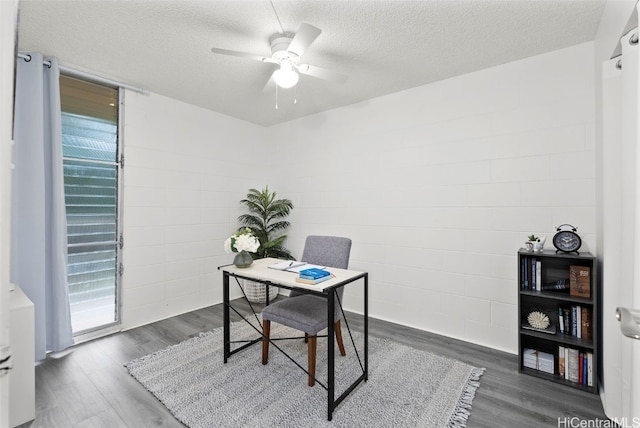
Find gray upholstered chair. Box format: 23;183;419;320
261;235;352;386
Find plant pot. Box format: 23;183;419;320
233;250;253;268
244;280;279;303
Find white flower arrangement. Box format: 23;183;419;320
224;227;260;253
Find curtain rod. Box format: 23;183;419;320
17;52;149;95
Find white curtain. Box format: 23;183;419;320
11;52;73;361
601;9;640;419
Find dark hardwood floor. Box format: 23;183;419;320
19;296;609;427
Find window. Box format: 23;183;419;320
60;76;121;334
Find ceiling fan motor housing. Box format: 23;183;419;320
270;36;298;63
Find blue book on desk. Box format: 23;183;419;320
299;268;330;280
295;275;333;285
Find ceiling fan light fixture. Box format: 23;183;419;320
273;61;299;88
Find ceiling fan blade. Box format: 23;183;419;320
287;23;321;57
210;47;276;63
297;64;348;84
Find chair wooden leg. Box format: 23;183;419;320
262;320;270;365
307;336;317;387
335;320;347;356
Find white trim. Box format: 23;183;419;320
17;52;148;94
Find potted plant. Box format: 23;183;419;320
235;186;294;301
525;234;545;252
238;186;294;260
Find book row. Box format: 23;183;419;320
519;257;591;298
558;305;592;341
520;257;543;291
559;346;593;387
523;347;593;387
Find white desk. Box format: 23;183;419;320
219;257;368;421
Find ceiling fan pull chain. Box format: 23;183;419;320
275;85;279;110
294;85;297;105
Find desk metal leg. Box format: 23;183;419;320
223;272;230;363
327;287;335;421
364;273;368;381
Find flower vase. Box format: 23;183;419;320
233;250;253;268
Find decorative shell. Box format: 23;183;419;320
527;311;550;330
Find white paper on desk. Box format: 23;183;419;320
285;263;326;273
268;261;327;273
268;261;305;271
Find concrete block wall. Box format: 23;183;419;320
121;92;267;329
268;42;596;352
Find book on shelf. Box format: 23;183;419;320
523;348;554;374
542;279;570;291
558;346;565;378
587;352;593;386
521;257;528;290
579;353;584;384
294;274;334;285
567;348;580;383
569;265;591;298
531;259;536;291
581;307;593;341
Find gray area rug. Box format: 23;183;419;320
126;315;485;427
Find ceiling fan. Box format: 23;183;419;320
211;23;347;90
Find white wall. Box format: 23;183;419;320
121;91;268;329
268;42;596;353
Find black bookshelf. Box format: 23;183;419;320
517;249;599;393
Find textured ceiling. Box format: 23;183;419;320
17;0;606;127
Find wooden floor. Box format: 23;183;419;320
19;296;609;428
